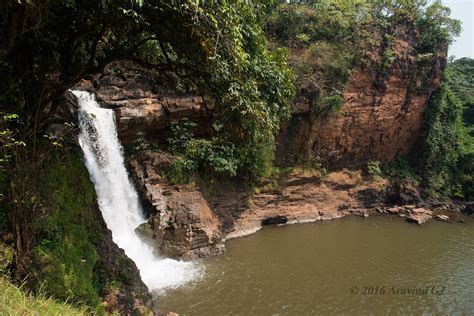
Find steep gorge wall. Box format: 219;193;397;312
70;23;448;261
277;23;447;168
90;25;447;171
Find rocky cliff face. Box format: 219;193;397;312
73;62;208;147
71;23;450;260
276;23;447;168
129;150;224;259
91;25;447;171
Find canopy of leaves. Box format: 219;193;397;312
0;0;294;178
446;58;474;103
0;0;294;308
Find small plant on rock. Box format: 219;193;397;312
367;160;383;180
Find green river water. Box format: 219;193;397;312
157;215;474;315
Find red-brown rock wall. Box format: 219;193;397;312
276;23;447;169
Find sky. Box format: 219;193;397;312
442;0;474;58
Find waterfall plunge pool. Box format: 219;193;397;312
72;90;474;314
156;215;474;315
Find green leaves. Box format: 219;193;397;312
168;119;239;181
421;78;464;198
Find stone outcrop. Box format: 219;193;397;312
276;22;447;168
127;150;469;259
385;180;423;205
405;207;433;224
226;169;388;239
125;151;467;258
149;189;225;259
129;150;224;259
72;62;209;146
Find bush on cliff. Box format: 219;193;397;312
445;58;474;199
421;77;465;199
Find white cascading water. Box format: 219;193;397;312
72;90;201;291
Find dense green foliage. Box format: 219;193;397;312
421;78;464;198
447;58;474;103
445;58;474;199
383;157;419;182
31;150;101;308
168;119;239;183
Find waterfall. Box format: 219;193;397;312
72;90;201;291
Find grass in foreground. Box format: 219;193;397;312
0;277;87;316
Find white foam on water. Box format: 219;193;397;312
72;90;202;291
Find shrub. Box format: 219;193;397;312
381;48;396;70
168;135;239;184
320;95;344;116
367;161;383;180
296;154;327;177
168;119;197;154
383;157;419;181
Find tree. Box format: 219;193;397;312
0;0;294;305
